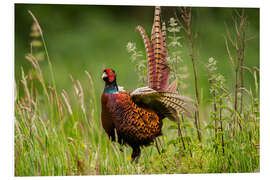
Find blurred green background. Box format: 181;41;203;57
15;4;259;105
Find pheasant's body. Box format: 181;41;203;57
100;6;195;163
101;92;162;147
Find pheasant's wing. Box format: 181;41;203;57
130;87;196;121
136;6;170;92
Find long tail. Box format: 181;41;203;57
136;6;170;92
136;26;156;88
151;6;170;91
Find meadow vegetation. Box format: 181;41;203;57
15;6;259;176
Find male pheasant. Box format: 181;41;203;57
101;6;195;163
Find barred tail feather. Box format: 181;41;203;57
167;77;178;93
136;26;156;88
151;6;170;91
161;22;168;58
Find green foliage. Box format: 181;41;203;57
167;18;189;91
126;42;147;86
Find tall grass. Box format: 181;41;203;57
175;7;202;144
15;9;259;176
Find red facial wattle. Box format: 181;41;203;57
105;69;115;82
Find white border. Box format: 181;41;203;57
13;0;262;7
2;0;268;180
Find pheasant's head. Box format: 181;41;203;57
102;69;118;93
102;69;116;83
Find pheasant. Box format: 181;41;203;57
101;6;195;163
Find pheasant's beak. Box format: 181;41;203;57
102;72;108;80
